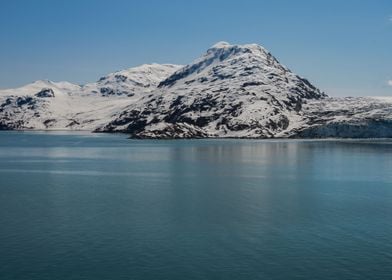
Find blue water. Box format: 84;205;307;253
0;131;392;280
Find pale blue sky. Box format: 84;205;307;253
0;0;391;96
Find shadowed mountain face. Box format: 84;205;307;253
1;42;391;138
290;97;392;138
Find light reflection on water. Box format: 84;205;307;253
0;132;392;280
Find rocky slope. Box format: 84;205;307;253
289;97;392;138
98;42;326;138
82;63;180;97
1;42;391;138
0;64;181;130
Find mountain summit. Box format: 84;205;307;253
100;42;326;138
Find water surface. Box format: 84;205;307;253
1;131;392;279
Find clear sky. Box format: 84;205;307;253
0;0;391;96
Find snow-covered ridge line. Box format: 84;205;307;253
1;42;391;138
0;64;182;130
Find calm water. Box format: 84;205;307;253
0;131;392;280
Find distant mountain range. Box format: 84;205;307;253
1;42;392;138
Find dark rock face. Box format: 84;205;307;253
43;119;56;127
0;95;45;129
293;120;392;138
0;96;38;111
133;123;209;139
35;88;55;98
0;98;12;109
0;122;13;130
287;97;392;139
99;87;129;96
114;74;127;83
0;118;25;130
16;96;36;107
100;87;116;96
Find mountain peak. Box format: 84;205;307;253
159;41;285;88
210;41;231;49
82;63;182;97
208;41;268;55
104;41;326;138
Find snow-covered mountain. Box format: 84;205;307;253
1;42;391;138
82;63;181;97
289;97;392;138
0;64;181;130
98;42;326;137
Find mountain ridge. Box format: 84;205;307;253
98;41;326;138
1;42;391;138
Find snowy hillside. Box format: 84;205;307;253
288;97;392;138
1;42;391;138
82;64;181;97
98;42;326;138
0;64;181;130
